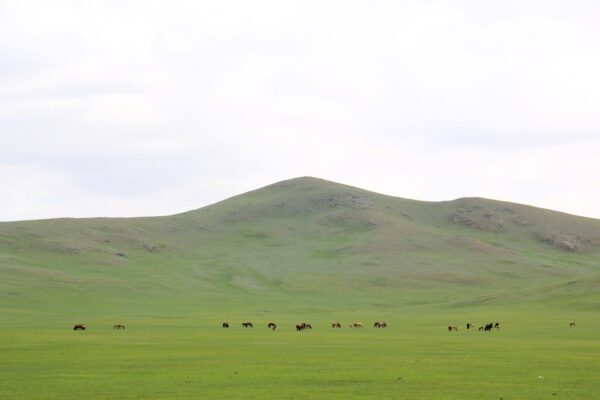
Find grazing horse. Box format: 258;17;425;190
331;321;341;328
267;322;277;329
494;322;500;330
478;326;484;331
570;322;576;327
296;323;306;331
305;323;312;329
466;323;473;330
448;326;458;332
73;324;86;331
374;321;387;328
484;323;493;331
113;324;125;330
350;322;363;328
242;322;253;328
222;322;229;328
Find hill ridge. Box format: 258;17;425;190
1;176;600;312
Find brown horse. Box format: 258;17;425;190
331;321;341;328
113;324;125;330
350;322;363;328
73;324;86;331
570;322;576;327
242;322;253;328
448;326;458;332
222;322;229;328
296;323;306;331
374;321;387;328
267;322;277;329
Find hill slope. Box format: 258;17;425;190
1;177;600;315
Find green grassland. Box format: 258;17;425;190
2;310;599;399
1;177;600;398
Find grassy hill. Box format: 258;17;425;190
2;176;600;317
3;177;600;400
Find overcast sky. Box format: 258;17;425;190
1;0;599;221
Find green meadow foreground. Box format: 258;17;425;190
2;310;599;399
2;177;600;398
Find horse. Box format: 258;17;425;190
267;322;277;329
570;322;576;327
466;323;473;330
494;322;500;330
73;324;86;331
296;323;306;331
478;326;484;331
331;321;341;328
242;322;253;328
305;323;312;329
448;325;458;332
222;322;229;328
484;323;493;331
351;322;363;328
374;321;387;328
113;324;125;330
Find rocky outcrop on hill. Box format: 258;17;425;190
451;203;506;231
312;191;374;210
537;232;592;252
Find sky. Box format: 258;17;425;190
1;0;600;221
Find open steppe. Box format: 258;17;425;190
2;177;599;399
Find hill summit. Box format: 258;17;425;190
1;176;600;313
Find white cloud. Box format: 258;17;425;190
1;0;600;220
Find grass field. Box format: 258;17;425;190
2;177;600;398
2;309;599;399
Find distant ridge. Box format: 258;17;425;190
1;176;600;312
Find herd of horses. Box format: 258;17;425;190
451;322;576;331
450;322;501;332
73;321;578;331
72;324;125;331
219;321;389;331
